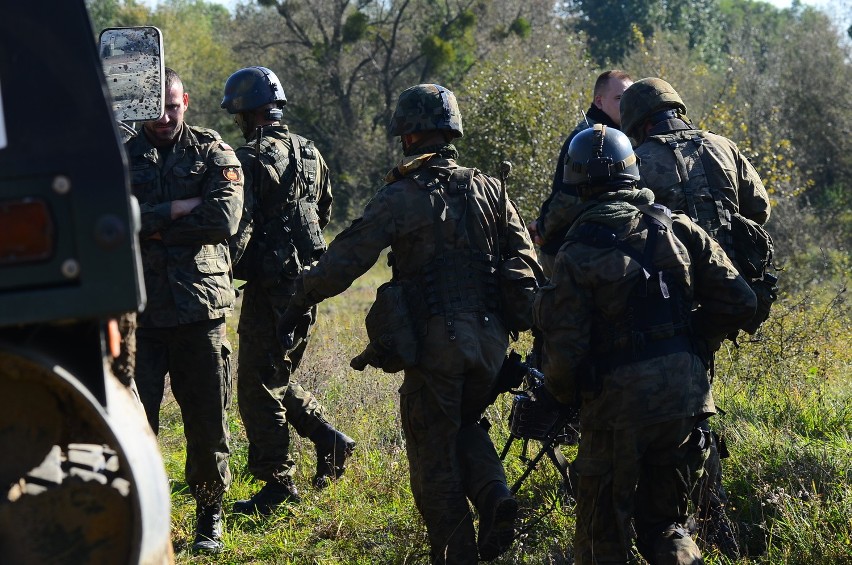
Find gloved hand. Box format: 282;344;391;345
277;305;311;350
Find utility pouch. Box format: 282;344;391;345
352;281;420;373
296;199;327;261
742;272;778;334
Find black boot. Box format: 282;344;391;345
232;478;300;516
192;501;224;554
310;423;356;489
477;482;518;561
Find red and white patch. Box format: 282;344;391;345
223;167;241;182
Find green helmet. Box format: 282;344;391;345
388;84;463;138
619;78;687;139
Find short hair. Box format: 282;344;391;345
593;70;632;97
164;67;184;93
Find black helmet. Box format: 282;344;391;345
563;124;640;196
619;78;687;140
221;66;287;114
388;83;463;138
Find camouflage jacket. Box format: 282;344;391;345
636;118;771;227
289;146;540;327
126;124;243;327
533;187;756;429
230;124;332;286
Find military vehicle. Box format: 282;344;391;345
0;3;172;563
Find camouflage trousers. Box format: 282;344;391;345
135;318;232;506
573;418;709;565
238;283;324;484
400;314;509;565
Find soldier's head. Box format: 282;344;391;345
143;67;188;148
619;77;687;144
592;70;633;127
563;124;640;199
221;66;287;139
389;84;463;155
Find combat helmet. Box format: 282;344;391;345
221;66;287;114
563;124;640;197
619;78;687;140
388;84;463;138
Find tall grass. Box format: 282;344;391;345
159;252;851;564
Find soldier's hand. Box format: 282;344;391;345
170;196;203;220
526;219;544;246
277;305;310;350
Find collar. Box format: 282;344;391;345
586;104;619;129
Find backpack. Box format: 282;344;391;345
651;131;777;333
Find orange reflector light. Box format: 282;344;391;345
107;318;122;359
0;198;54;265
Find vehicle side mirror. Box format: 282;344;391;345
99;26;164;122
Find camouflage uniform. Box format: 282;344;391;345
635;120;770;236
534;186;756;564
627;84;771;557
287;144;540;563
126;123;242;506
230;124;333;485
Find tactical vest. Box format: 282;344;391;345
569;205;693;373
403;166;500;341
649;130;735;256
243;129;326;285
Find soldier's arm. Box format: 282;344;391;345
228;149;256;267
161;143;244;246
506;197;545;282
290;188;395;309
534;252;591;404
672;214;757;343
315;150;333;229
734;145;771;224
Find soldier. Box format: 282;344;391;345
126;67;243;553
533;124;757;564
277;84;540;563
620;77;773;556
219;66;355;515
529;70;633;276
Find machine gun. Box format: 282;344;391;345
497;359;580;497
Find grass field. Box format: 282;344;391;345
159;257;852;564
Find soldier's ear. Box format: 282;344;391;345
183;92;190;110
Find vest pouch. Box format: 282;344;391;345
353;281;420;373
259;242;301;289
296;199;327;262
742;272;778;335
499;255;537;332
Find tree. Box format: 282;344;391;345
231;0;551;219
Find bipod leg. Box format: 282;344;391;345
499;434;516;461
509;434;558;494
546;445;575;499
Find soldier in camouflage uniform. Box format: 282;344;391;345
219;66;355;515
533;124;757;564
529;70;633;276
278;84;541;564
126;67;242;554
620;78;772;557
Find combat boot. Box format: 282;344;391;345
477;482;518;561
232;478;300;516
310;422;356;489
192;500;224;554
